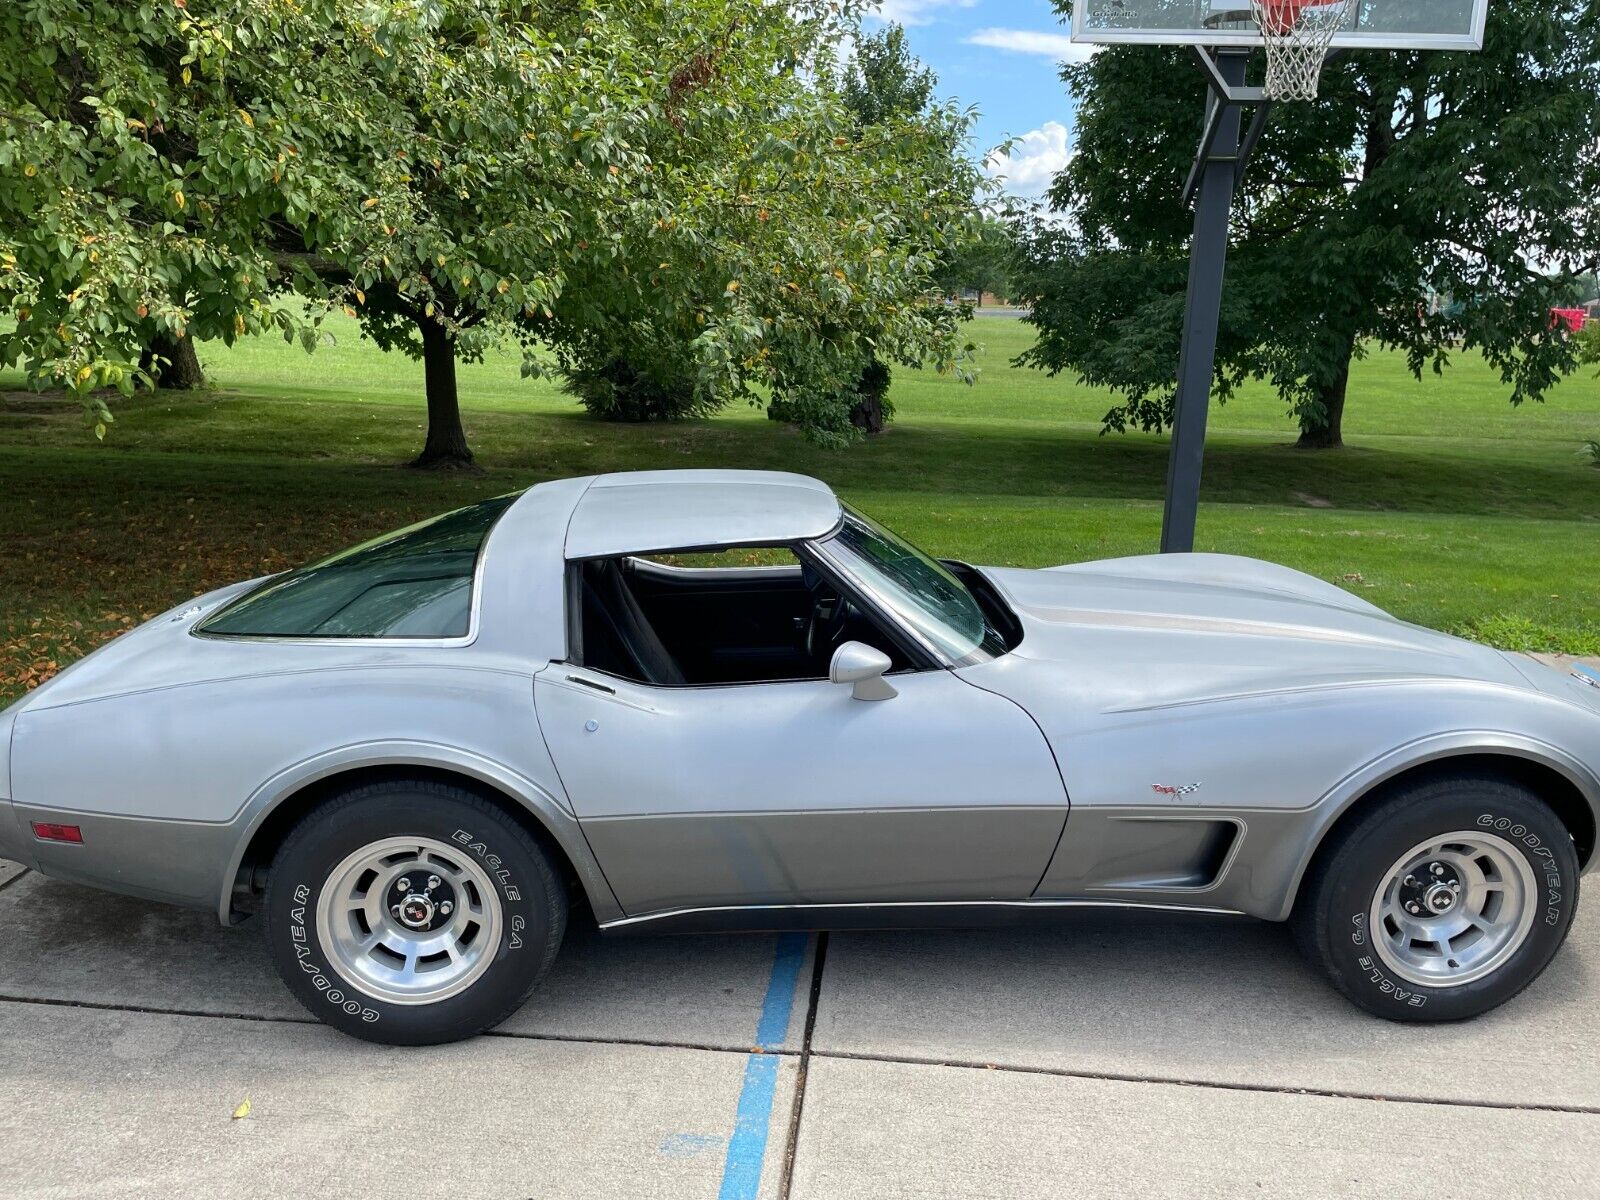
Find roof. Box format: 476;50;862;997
562;470;842;559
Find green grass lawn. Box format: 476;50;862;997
2;313;1597;704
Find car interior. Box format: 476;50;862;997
574;550;912;687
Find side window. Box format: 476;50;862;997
200;495;516;639
638;547;799;570
575;547;909;687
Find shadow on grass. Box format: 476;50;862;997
454;410;1600;522
5;395;1598;524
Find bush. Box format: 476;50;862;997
1576;320;1600;366
1584;438;1600;468
767;359;896;443
561;354;721;423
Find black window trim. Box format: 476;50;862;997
806;532;997;669
191;500;513;648
559;535;941;690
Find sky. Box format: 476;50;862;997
863;0;1098;203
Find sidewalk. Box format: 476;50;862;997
2;865;1597;1197
1532;653;1600;676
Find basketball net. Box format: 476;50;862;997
1249;0;1356;100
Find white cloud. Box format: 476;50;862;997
966;27;1101;63
985;121;1072;198
868;0;979;27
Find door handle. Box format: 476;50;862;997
566;674;616;696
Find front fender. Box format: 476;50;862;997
1268;730;1600;922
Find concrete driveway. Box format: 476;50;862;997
2;861;1597;1199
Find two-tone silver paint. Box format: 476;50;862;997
0;470;1596;941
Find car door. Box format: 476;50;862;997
534;665;1068;917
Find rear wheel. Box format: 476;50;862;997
263;780;566;1045
1294;773;1579;1022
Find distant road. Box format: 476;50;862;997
970;306;1030;318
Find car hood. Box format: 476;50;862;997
968;553;1531;712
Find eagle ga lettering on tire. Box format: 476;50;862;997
1349;913;1426;1006
451;828;523;901
1356;951;1428;1006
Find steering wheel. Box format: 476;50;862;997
803;581;853;663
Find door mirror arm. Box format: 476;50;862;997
829;641;897;701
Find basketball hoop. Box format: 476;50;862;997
1248;0;1356;100
1070;0;1487;554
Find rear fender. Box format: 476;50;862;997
218;740;624;926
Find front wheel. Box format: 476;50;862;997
1294;774;1579;1022
263;780;566;1045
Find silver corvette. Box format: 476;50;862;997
1;470;1596;1043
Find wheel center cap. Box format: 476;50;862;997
1424;882;1456;914
399;895;436;929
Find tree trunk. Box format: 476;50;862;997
1296;339;1352;449
138;330;205;389
411;315;476;470
849;390;885;435
848;358;892;435
1293;89;1394;452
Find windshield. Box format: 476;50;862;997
822;507;1002;664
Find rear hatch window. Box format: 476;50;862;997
198;494;517;639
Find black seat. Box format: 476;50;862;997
584;560;687;686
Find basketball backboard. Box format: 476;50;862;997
1071;0;1489;50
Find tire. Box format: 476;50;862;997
1293;773;1580;1022
263;779;567;1045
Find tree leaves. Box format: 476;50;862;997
541;7;987;441
1020;0;1600;441
1;0;980;445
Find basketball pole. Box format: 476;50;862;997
1160;48;1267;554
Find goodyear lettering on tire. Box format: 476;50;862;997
1478;813;1564;926
290;882;381;1023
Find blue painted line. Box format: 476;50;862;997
718;1054;782;1200
754;932;808;1050
717;932;809;1200
660;1132;722;1160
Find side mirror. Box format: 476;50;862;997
829;641;898;701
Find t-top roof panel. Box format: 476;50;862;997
563;471;843;560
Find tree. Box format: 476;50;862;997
1;2;669;458
935;214;1017;303
830;21;962;434
1578;320;1600;366
139;331;204;390
841;23;936;128
1;0;297;434
6;1;976;462
545;10;986;445
261;2;692;468
1016;0;1600;449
